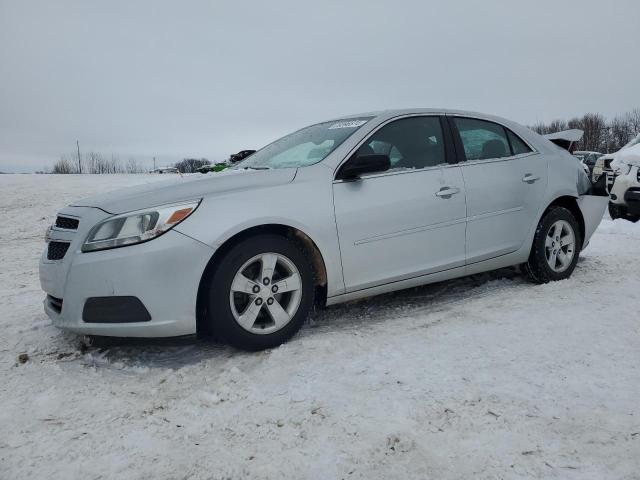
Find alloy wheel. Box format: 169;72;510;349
545;220;576;273
229;253;302;334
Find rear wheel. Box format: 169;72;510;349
523;207;581;284
206;234;315;350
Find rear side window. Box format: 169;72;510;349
507;130;532;155
454;117;511;161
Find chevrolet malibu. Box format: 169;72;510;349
40;109;608;350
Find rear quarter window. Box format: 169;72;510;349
507;130;532;155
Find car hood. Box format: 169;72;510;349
71;168;297;214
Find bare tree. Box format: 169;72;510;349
125;157;144;173
580;113;606;152
530;108;639;153
607;115;633;152
52;154;79;174
626;108;640;136
175;158;210;173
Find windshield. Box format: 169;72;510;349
236;118;372;170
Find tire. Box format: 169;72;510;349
523;206;582;284
608;202;623;220
609;202;640;223
205;234;315;351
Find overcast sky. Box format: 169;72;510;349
1;0;638;172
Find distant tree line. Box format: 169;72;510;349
52;152;145;174
531;108;640;153
50;153;216;174
49;108;640;174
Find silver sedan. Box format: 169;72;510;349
40;109;608;350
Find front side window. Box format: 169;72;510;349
356;116;446;170
237;117;372;169
454;117;512;161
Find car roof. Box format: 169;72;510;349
330;108;553;150
332;108;530;132
334;107;499;120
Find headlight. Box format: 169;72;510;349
82;200;200;252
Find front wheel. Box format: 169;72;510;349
205;234;315;351
523;206;582;284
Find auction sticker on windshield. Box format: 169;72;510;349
328;120;368;129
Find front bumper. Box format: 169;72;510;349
40;207;214;337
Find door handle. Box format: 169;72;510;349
522;174;540;184
435;186;460;198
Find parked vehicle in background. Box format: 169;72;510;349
609;143;640;222
198;150;257;173
573;151;603;176
151;167;179;174
230;150;256;163
40;109;608;350
198;162;229;174
593;134;640;185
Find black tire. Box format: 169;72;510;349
609;202;640;223
523;206;582;284
608;202;623;220
205;234;315;351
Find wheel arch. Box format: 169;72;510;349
195;223;328;336
539;195;586;245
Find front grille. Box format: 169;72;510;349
47;241;70;260
47;295;63;314
55;216;79;230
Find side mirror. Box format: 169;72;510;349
336;154;390;181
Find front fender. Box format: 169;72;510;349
174;174;346;297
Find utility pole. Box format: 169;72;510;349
76;140;82;174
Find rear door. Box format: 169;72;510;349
333;115;467;292
449;116;547;264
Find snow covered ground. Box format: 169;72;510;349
1;174;639;479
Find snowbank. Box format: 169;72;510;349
1;174;639;479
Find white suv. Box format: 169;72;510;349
593;134;640;189
609;143;640;222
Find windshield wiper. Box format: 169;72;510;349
243;166;270;170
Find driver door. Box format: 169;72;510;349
332;116;467;292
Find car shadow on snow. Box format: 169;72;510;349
77;266;525;369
